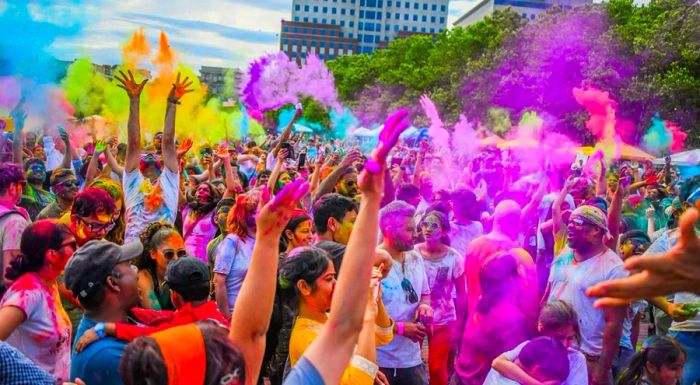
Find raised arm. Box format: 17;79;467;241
267;149;288;193
606;176;627;250
272;105;301;158
553;175;576;236
84;140;105;187
312;150;362;202
104;137;125;177
57;126;72;170
115;70;147;173
299;110;409;385
162;73;193;173
230;179;310;385
10;106;26;166
214;147;240;199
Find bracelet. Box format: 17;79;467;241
167;97;181;105
396;321;405;336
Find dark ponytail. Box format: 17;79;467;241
278;246;332;310
5;220;71;281
616;336;685;385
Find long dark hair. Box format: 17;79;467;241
280;211;312;253
5;220;72;281
617;336;685;385
136;222;180;272
278;247;332;310
186;181;221;215
476;252;519;314
418;210;451;246
120;322;245;385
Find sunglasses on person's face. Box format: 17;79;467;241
420;221;441;231
59;179;79;188
162;249;187;260
79;216;116;233
401;278;419;304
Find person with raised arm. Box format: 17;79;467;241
283;110;410;385
117;71;193;242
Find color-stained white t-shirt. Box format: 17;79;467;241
123;168;179;242
1;273;72;382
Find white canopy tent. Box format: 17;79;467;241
652;149;700;166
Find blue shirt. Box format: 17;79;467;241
283;356;325;385
0;341;55;385
71;316;128;385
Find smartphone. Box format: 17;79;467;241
279;142;295;160
297;152;306;169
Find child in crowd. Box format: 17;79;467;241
484;336;571;385
616;336;686;385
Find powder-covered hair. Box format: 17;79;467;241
379;200;416;234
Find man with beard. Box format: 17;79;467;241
376;200;433;385
544;205;627;385
37;169;79;220
182;181;222;263
18;158;55;220
313;150;363;201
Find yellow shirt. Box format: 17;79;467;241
289;316;393;385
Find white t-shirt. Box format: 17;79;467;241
547;249;628;356
123;168;180;242
418;246;464;324
499;340;589;385
1;273;72;382
377;249;431;368
0;205;29;288
448;221;483;257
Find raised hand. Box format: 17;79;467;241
168;73;194;102
58;126;69;143
214;145;230;161
177;138;194;158
256;178;310;237
588;208;700;303
277;149;289;162
106;135;119;149
114;70;148;99
94;140;107;154
364;109;411;174
339;149;361;169
10;106;27;133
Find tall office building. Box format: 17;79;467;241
280;0;449;63
453;0;591;28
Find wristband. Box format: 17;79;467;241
396;322;405;336
167;97;181;105
94;322;107;339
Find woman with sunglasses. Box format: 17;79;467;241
0;220;77;382
89;177;127;245
67;187;118;247
136;222;186;310
415;210;466;385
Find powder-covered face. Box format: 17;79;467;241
336;172;358;198
54;177;79;201
288;219;314;249
26;162;46;184
152;233;185;273
195;184;212;203
331;210;357;245
421;214;444;242
390;215;418;252
73;210;114;245
301;262;336;312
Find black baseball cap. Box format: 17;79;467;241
64;240;143;300
164;257;210;290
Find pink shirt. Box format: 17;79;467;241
182;207;218;262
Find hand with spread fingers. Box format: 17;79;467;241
168;73;195;103
588;208;700;305
114;70;148;99
256;178;310;237
364;109;411;175
177;138;194;158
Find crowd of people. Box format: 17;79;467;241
1;71;699;385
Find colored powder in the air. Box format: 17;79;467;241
642;115;672;154
122;28;151;70
420;94;449;151
0;77;22;111
240;52;340;113
572;86;622;160
329;108;359;139
666;120;686;153
507;111;577;174
223;69;237;100
452;115;477;156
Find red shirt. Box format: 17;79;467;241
116;301;228;341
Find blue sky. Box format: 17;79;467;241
1;0;479;71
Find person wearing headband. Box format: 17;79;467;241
543;205;628;385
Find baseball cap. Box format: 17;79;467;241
64;240;143;300
164;257;210;290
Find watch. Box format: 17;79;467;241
94;322;107;339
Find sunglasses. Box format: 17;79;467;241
162;249;187;260
420;221;441;231
59;180;79;188
79;216;116;233
59;240;77;251
401;278;419;304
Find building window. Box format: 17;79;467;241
521;13;526;18
363;34;374;42
530;14;536;19
388;0;392;5
421;27;425;32
413;14;417;21
349;32;353;38
385;35;389;41
292;39;298;44
339;42;345;49
304;17;309;22
422;3;427;9
366;10;374;18
350;9;355;15
413;2;418;9
403;25;408;30
305;5;310;11
322;18;327;23
283;38;289;44
394;24;399;31
330;42;335;48
366;23;375;31
295;4;300;11
314;5;319;11
332;7;337;13
375;35;380;43
429;27;434;33
321;29;326;35
349;20;354;27
310;40;316;46
293;27;299;32
403;13;408;20
421;15;426;22
363;46;372;53
320;41;326;47
396;1;400;7
284;26;290;32
404;1;409;7
432;4;436;10
385;24;389;30
348;43;354;50
331;19;336;24
367;0;376;6
395;12;399;18
341;8;346;14
412;26;417;31
360;0;365;4
330;29;336;35
439;17;444;23
358;33;362;40
359;22;364;29
431;16;435;22
323;6;328;12
340;20;345;26
360;10;365;17
293;16;299;21
441;5;446;11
